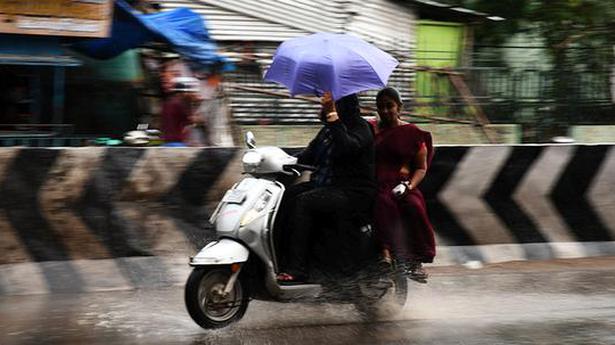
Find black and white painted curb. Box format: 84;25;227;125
0;144;614;295
3;241;615;296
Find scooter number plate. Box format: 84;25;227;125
222;189;247;204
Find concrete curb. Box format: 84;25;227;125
2;242;615;296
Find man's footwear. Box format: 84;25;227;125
378;256;393;274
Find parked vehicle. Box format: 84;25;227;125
184;132;408;329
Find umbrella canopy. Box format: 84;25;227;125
264;33;399;100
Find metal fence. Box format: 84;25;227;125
0;123;93;147
413;46;615;128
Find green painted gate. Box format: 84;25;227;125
415;20;465;117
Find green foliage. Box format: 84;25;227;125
530;1;615;47
436;0;615;60
468;0;531;45
435;0;615;138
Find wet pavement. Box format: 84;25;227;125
2;257;615;345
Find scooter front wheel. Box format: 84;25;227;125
185;266;249;329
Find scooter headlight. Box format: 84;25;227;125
242;151;262;173
240;191;272;227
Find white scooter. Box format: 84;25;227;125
184;132;408;329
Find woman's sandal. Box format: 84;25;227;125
276;272;308;285
405;262;428;283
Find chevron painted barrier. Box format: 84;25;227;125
0;145;614;295
423;145;615;264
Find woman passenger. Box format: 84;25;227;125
370;87;435;282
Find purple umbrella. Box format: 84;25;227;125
264;32;399;100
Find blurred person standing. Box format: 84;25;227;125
159;58;233;147
193;73;232;146
160;59;186;96
185;73;223;147
160;76;201;146
370;87;435;282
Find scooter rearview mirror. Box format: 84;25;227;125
245;131;256;149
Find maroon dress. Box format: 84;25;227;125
371;121;436;263
161;95;190;143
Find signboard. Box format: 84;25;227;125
0;0;114;38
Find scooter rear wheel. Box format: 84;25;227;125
185;266;249;329
355;271;408;320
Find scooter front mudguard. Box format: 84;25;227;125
189;238;249;266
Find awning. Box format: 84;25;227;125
71;0;232;72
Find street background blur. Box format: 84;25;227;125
1;0;614;147
2;3;615;343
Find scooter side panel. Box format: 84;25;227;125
238;182;284;267
214;178;268;235
190;238;249;265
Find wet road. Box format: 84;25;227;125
2;257;615;345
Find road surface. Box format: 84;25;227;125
2;257;615;345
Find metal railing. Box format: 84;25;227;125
0;123;91;147
413;66;615;124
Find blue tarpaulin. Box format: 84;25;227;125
72;0;231;71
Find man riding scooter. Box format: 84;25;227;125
276;92;377;284
184;102;407;329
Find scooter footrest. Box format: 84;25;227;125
278;284;322;299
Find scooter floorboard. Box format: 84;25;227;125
277;283;322;300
